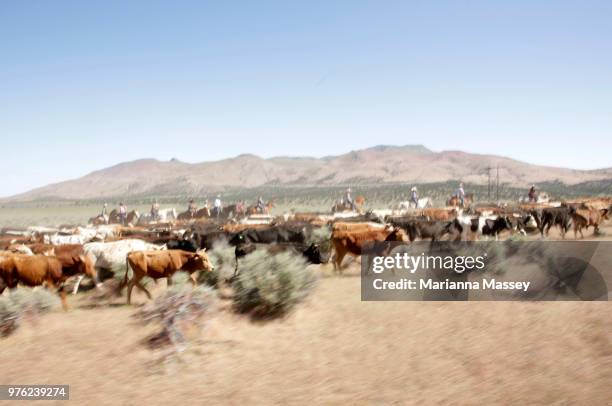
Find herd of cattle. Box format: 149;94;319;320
0;196;610;308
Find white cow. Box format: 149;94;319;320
518;192;550;204
332;212;362;220
456;213;499;240
371;209;393;222
76;239;166;294
83;239;166;272
138;208;178;224
44;233;89;245
7;244;34;255
396;198;433;210
27;226;59;234
76;225;120;241
75;227;99;241
239;214;275;225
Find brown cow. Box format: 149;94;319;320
569;197;612;211
124;249;214;304
571;212;588;239
573;208;609;237
0;236;30;251
223;223;270;233
332;222;389;233
422;208;458;221
28;243;62;255
0;254;68;310
28;243;100;294
331;225;407;273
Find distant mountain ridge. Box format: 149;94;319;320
5;145;612;202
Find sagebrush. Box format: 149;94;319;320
0;289;60;337
138;284;216;355
197;240;236;287
232;250;317;318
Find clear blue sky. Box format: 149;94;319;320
1;1;611;197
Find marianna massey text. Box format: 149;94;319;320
372;278;531;292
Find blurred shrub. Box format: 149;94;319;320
0;298;19;337
139;284;216;355
197;241;235;287
0;289;60;337
232;250;317;319
309;225;331;243
9;289;60;312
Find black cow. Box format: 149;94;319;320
508;214;534;234
164;237;200;252
193;230;238;250
482;216;512;239
234;242;256;258
229;225;310;245
390;219;463;242
234;242;327;264
331;211;383;224
268;242;327;264
532;207;574;238
230;242;328;280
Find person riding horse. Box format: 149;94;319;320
100;203;109;224
256;196;266;213
236;200;245;215
213;195;222;218
455;183;465;207
528;185;537;202
410;186;418;208
188;199;197;217
150;199;160;221
344;188;356;211
119;202;127;225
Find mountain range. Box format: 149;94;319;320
5;145;612;202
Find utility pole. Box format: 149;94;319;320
485;166;492;201
496;165;500;202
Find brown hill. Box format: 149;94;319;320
5;145;612;201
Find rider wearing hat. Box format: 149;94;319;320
101;203;109;224
410;186;418;207
256;196;266;213
213;195;222;218
188;199;197;217
150;199;160;220
528;185;537;202
455;183;465;207
344;188;356;211
119;202;127;225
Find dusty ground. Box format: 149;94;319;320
1;222;611;405
1;260;611;405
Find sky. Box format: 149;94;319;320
1;0;611;197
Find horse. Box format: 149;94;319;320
397;197;433;210
246;201;275;215
88;214;109;226
331;196;365;213
518;193;550;204
108;209;140;225
177;207;211;221
447;193;473;208
138;208;177;224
